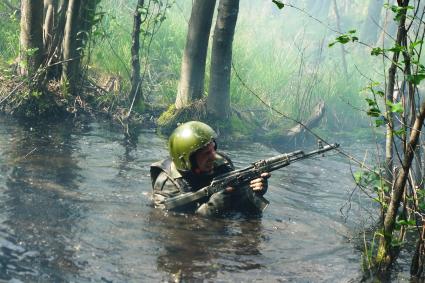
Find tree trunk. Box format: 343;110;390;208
207;0;239;119
175;0;216;109
43;0;55;49
61;0;81;93
61;0;96;94
75;1;97;70
19;0;44;79
411;224;425;276
44;0;68;80
378;98;425;268
272;101;326;150
378;0;398;46
77;1;97;48
361;0;384;44
129;0;145;108
332;0;348;78
384;3;407;185
377;0;410;268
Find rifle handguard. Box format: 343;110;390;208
163;143;339;211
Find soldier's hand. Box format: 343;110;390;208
250;172;270;192
225;186;235;193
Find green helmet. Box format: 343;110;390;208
169;121;217;171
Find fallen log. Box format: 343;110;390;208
271;101;326;150
287;101;325;138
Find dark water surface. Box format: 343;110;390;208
0;115;371;282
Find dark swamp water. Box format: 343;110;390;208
0;114;397;282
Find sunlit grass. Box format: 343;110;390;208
91;0;188;104
0;11;19;62
0;0;386;132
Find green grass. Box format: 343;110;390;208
0;9;19;62
0;0;391;134
90;0;187;105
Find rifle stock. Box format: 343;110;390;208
164;143;339;211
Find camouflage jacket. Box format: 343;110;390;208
150;152;266;215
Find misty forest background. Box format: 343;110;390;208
3;0;425;279
0;0;377;137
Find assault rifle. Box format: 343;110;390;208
164;143;340;211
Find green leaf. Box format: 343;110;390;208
397;219;416;226
25;47;39;56
354;171;363;183
387;5;414;22
336;34;350;44
372;197;385;204
272;0;285;9
407;73;425;85
375;231;385;238
388;44;405;53
365;98;377;106
371;47;384;56
375;117;386;127
367;108;381;117
392;103;404;113
329;31;358;48
409;40;423;52
386;101;404;113
137;7;148;15
393;128;406;137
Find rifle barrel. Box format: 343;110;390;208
163;143;339;211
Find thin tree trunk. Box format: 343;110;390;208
75;1;96;68
19;0;44;79
43;0;56;78
361;0;384;44
61;0;81;93
378;0;398;46
48;0;69;76
175;0;216;109
411;223;425;276
77;1;97;48
45;0;68;80
332;0;348;78
378;97;425;268
378;1;410;267
384;2;408;185
401;35;422;186
43;0;55;48
207;0;239;118
129;0;145;107
61;0;95;94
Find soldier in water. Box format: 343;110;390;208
150;121;270;216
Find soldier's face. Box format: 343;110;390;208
193;142;216;174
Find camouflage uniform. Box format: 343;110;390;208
150;152;267;216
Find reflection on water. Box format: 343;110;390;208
149;210;264;281
0;114;369;281
0;118;85;281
